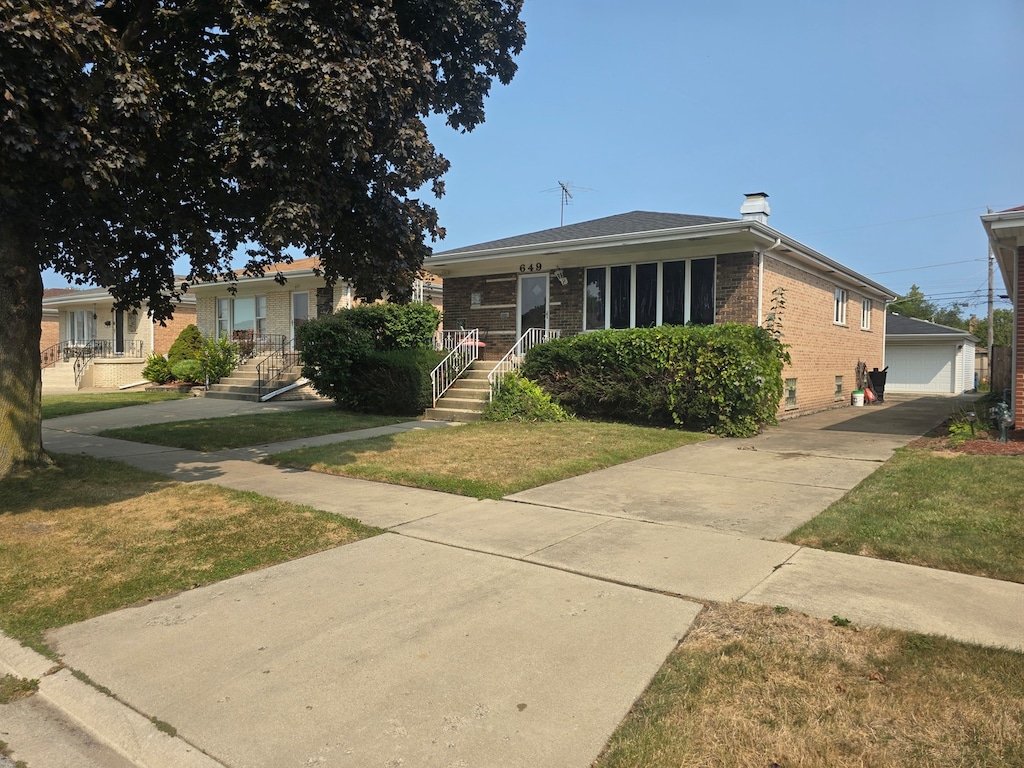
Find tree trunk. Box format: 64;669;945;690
0;221;47;479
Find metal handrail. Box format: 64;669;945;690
41;339;144;369
256;337;300;400
73;345;97;386
431;329;480;406
486;327;561;401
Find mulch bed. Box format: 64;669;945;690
909;423;1024;456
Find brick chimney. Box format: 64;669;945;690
740;192;770;224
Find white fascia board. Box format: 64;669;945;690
429;220;897;301
981;213;1024;297
187;269;321;294
887;333;977;343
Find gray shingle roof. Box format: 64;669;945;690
434;210;736;256
886;315;972;336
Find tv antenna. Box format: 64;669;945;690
558;181;573;226
542;181;593;226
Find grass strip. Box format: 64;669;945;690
42;391;188;420
99;409;408;451
596;602;1024;768
269;420;710;499
786;448;1024;583
0;454;380;653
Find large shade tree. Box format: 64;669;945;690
0;0;525;477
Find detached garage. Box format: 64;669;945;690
885;315;977;394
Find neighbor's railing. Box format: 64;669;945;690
487;327;560;401
255;336;300;400
431;329;481;406
232;331;287;362
41;339;145;369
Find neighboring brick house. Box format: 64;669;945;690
982;204;1024;425
188;256;443;346
40;286;197;389
426;193;896;416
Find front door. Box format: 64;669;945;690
518;274;549;336
114;310;125;354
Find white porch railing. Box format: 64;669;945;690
487;328;561;401
431;329;481;406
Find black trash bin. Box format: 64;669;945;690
868;367;888;403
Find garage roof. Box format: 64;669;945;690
887;315;977;340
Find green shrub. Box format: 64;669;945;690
522;324;788;437
346;302;441;350
170;359;204;384
296;312;376;402
297;303;441;406
142;353;173;384
345;348;444;415
198;335;239;384
483;372;572;423
166;324;205;368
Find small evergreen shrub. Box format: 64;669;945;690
297;303;442;407
483;372;572;423
347;302;441;351
170;359;204;384
166;324;205;368
345;348;444;415
142;353;173;384
522;324;788;437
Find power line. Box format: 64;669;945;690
866;258;986;276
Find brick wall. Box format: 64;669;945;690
1016;247;1024;426
266;292;292;338
154;304;197;354
715;252;760;324
89;360;147;387
443;270;585;359
40;313;59;354
763;256;884;416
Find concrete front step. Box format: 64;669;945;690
425;407;483;423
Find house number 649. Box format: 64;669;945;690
519;263;542;273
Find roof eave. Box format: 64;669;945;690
428;220;896;300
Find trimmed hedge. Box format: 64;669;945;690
345;348;445;416
521;324;789;437
297;303;443;413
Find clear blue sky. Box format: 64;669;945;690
44;0;1023;317
425;0;1023;316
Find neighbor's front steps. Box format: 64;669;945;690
205;356;305;402
41;361;80;393
425;360;492;422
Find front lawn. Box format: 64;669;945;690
269;420;711;499
0;454;380;653
786;448;1024;583
42;391;188;420
595;602;1024;768
99;409;408;451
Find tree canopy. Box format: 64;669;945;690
0;0;525;477
2;0;525;311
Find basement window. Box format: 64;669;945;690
785;378;798;410
835;376;844;401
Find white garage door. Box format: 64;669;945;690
886;345;956;393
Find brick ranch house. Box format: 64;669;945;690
188;256;443;346
41;286;197;390
981;204;1024;425
426;194;897;416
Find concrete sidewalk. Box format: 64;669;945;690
4;394;1023;767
